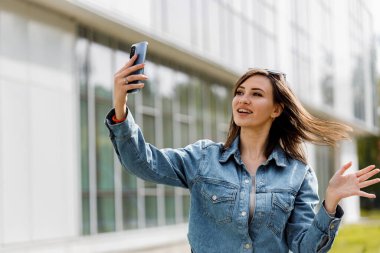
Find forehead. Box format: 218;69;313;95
238;75;273;92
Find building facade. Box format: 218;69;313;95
0;0;377;252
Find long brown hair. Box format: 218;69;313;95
224;68;352;164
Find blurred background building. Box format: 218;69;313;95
0;0;378;252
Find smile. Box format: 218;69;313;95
237;108;253;114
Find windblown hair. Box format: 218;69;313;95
223;68;352;164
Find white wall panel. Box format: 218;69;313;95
339;140;360;223
0;0;78;246
29;87;71;240
0;80;31;244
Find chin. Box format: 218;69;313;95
233;120;250;127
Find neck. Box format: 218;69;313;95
239;127;270;160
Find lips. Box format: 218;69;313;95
237;108;253;114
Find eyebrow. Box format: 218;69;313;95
237;86;265;92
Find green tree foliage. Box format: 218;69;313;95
357;136;380;210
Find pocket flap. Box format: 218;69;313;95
201;179;238;203
272;192;295;212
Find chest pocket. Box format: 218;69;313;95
200;179;238;224
267;192;295;237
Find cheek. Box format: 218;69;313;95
232;97;238;109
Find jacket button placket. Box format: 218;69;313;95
238;164;252;250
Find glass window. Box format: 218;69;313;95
315;145;335;204
212;84;230;141
176;71;190;115
180;122;190;147
162;96;174;148
182;194;191;222
91;40;116;233
80;96;90;235
201;82;211;139
143;114;156;144
208;84;218;141
77;34;91;235
165;186;176;225
142;60;157;107
352;57;365;120
159;65;174;148
145;195;158;227
122;170;138;229
191;77;204;140
78;27;231;235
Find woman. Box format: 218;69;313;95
105;54;380;253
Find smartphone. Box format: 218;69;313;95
128;41;148;93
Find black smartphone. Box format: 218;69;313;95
128;41;148;93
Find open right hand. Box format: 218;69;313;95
113;54;148;119
324;161;380;213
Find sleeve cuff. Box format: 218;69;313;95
104;107;136;138
314;201;344;234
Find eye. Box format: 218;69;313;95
253;92;263;97
235;90;244;96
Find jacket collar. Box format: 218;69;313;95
219;137;287;167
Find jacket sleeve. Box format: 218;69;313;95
286;167;344;253
104;108;204;188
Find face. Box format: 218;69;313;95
232;75;282;130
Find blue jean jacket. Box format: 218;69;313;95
105;109;344;253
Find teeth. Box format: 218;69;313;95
238;109;252;114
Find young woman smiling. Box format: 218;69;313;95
105;59;380;253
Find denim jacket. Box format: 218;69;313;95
105;109;344;253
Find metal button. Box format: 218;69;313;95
244;243;251;249
330;224;335;230
244;179;250;184
212;195;217;201
241;211;247;216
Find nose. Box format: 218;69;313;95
239;95;250;104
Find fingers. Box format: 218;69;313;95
114;62;148;91
338;161;352;175
118;63;145;78
358;190;376;199
115;54;138;75
356;165;376;177
126;74;148;84
123;82;145;92
358;168;380;182
359;178;380;189
115;77;145;92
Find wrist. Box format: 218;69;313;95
324;187;340;213
114;103;127;120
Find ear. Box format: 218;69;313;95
271;103;284;119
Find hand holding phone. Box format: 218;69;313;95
127;41;148;93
